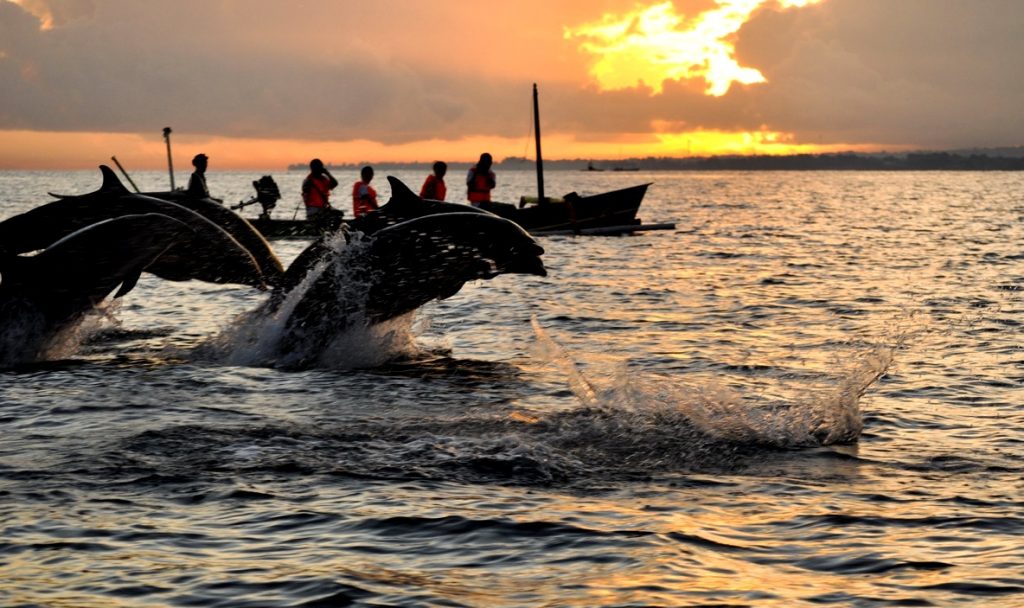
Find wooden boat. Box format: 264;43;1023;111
147;87;666;240
236;84;658;238
475;183;649;233
474;83;654;235
228;178;651;238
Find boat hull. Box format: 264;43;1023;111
245;183;650;239
478;183;650;232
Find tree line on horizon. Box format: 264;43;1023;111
289;150;1024;172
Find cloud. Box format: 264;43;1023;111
2;0;1023;152
735;0;1024;147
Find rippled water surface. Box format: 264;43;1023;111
1;169;1022;607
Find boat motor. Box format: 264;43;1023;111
233;175;282;219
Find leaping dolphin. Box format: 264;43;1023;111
262;212;546;367
0;213;193;366
2;166;280;288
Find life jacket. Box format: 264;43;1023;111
466;166;494;204
420;174;446;201
302;174;333;208
351;180;379;217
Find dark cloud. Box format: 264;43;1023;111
737;0;1024;147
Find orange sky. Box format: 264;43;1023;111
1;0;1021;169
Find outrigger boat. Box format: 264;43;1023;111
236;84;669;238
148;87;672;239
224;174;654;239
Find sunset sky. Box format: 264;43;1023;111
1;0;1022;169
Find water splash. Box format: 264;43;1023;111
529;317;892;450
208;232;421;369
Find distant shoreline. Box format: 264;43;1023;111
289;151;1024;172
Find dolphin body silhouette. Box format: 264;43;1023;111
0;213;193;366
2;166;281;288
347;176;493;235
261;212;546;367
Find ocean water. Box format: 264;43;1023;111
0;168;1022;607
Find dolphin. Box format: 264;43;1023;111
267;177;500;300
346;176;495;235
0;166;272;288
0;213;193;366
140;188;284;286
262;212;546;366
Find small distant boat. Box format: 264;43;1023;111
582;162;605;172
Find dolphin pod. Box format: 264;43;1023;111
0;168;546;367
19;165;282;288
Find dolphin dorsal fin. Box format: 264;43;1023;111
387;176;420;204
98;165;130;194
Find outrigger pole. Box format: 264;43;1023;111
162;127;175;190
110;156;141;193
533;83;545;203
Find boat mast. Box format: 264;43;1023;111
162;127;175;190
533;83;545;203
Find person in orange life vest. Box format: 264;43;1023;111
419;161;448;201
466;152;496;207
301;158;339;220
351;165;379;218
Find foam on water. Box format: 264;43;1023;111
529;316;892;450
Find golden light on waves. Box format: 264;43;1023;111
565;0;825;96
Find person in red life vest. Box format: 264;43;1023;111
419;161;448;201
466;152;496;207
302;158;344;231
302;158;339;219
351;165;379;218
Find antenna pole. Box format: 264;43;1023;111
162;127;175;190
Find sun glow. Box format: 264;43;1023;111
655;127;863;156
566;0;825;96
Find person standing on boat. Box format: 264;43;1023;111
466;153;496;207
419;161;448;201
351;165;379;218
186;153;222;202
302;158;340;222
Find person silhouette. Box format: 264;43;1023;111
186;153;221;202
466;153;496;207
351;165;379;218
302;158;342;230
419;161;448;201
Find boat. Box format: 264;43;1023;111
471;83;657;235
241;84;664;238
475;183;649;233
224;176;651;239
148;86;670;239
